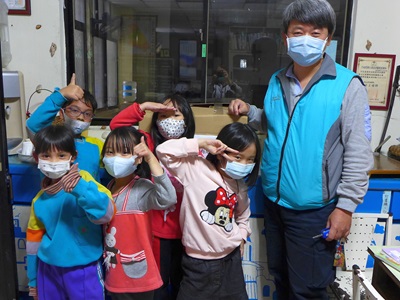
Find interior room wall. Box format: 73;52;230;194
349;0;400;154
5;0;66;113
3;0;400;155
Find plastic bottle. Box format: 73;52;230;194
0;0;12;68
122;81;137;103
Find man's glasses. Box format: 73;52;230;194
63;107;95;120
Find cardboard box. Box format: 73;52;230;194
139;105;248;135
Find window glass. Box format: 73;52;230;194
69;0;352;120
207;0;351;107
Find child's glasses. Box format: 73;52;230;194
63;107;95;120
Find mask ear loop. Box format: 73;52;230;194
67;156;73;169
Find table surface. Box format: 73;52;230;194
368;246;400;280
371;154;400;175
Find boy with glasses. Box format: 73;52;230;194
27;73;103;180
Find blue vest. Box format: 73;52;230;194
261;64;357;209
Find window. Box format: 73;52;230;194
65;0;353;122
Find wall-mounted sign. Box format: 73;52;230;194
353;53;396;110
7;0;31;16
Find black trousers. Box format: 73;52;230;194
153;238;183;300
177;247;248;300
264;199;337;300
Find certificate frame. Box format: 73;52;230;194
353;53;396;110
7;0;31;15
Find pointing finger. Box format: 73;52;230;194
222;153;235;162
225;146;239;154
70;73;76;85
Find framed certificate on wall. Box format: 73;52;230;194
7;0;31;15
353;53;396;110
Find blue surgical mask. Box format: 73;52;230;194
286;35;327;67
63;111;90;135
103;155;138;178
222;161;255;180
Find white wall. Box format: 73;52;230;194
3;0;400;154
349;0;400;154
4;0;66;112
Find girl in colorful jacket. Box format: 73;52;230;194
102;126;176;300
27;125;116;300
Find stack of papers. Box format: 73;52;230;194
382;247;400;264
376;247;400;272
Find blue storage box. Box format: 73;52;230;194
9;155;113;204
391;191;400;219
248;177;265;217
356;177;400;220
8;156;41;204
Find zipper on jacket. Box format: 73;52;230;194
325;160;330;201
275;94;302;204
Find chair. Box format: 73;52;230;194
352;264;384;300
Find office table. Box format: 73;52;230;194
370;154;400;175
367;246;400;300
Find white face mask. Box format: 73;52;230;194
38;157;72;179
156;118;185;139
63;111;90;135
103;155;138;178
222;161;255;180
286;35;327;67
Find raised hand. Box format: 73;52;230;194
139;102;176;113
134;136;163;176
59;73;84;102
228;99;250;116
198;138;238;161
134;136;153;162
60;163;81;193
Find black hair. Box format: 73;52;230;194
212;66;231;86
33;125;77;157
282;0;336;36
102;126;151;179
62;89;98;112
206;122;261;186
150;94;195;148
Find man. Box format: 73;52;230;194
228;0;373;299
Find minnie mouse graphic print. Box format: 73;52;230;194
200;187;237;232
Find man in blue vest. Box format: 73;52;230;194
229;0;373;299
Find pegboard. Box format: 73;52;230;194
343;214;387;271
333;213;393;298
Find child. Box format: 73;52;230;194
26;125;116;300
26;73;103;180
102;126;177;300
156;122;261;300
110;94;195;300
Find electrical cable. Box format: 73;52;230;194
26;88;52;118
